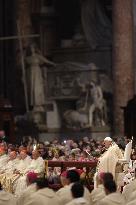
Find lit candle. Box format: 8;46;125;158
33;144;37;150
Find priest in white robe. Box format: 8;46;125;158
0;151;19;192
24;178;60;205
0;148;8;170
66;182;89;205
126;200;136;205
90;172;106;205
24;150;45;174
98;191;125;205
17;172;37;205
56;169;91;205
0;190;16;205
13;150;32;195
15;150;31;174
122;178;136;203
97;179;125;205
0;177;16;205
14;150;45;196
0;151;19;174
124;182;136;205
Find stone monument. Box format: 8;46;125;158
25;44;55;130
46;61;112;139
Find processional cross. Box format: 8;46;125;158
0;21;39;113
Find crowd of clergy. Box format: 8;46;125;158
0;133;136;204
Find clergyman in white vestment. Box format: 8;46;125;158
14;150;44;196
97;137;123;178
97;179;125;205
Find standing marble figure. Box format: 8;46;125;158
26;44;55;112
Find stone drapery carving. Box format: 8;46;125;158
79;0;112;48
81;0;111;48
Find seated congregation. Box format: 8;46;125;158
0;136;135;204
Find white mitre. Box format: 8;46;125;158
104;137;113;141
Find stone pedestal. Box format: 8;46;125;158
46;101;61;131
112;0;135;134
91;126;111;141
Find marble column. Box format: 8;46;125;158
112;0;135;135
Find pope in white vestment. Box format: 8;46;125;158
97;137;123;178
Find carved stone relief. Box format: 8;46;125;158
47;62;112;130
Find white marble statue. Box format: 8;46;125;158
26;44;55;112
89;81;107;127
63;80;107;128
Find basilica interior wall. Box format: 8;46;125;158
2;0;136;141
